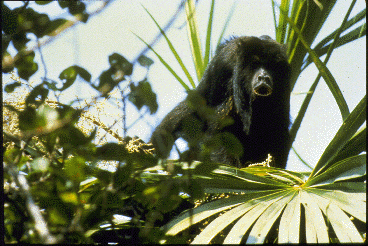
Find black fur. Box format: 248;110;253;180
151;36;291;168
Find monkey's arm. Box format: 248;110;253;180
150;101;194;158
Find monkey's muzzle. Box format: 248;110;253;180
253;67;273;97
253;82;273;96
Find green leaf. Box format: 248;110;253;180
303;24;366;71
68;1;86;16
286;13;350;120
326;203;363;243
306;154;366;187
274;0;290;44
58;1;69;8
315;182;365;193
25;83;49;106
160;162;365;243
278;194;301;243
58;125;93;148
133;32;190;91
30;157;50;172
194;191;293;244
203;0;215;71
307;192;364;242
59;65;91;91
2;51;14;72
43;80;58;91
74;66;91;82
329;127;366;164
203;132;243;159
218;132;243;158
164;191;275;236
309;187;366;223
35;1;53;5
33;13;51;38
59;192;79;205
128;78;158;114
97;68;116;95
59;66;77;90
185;0;204;81
137;55;154;68
246;192;295;244
79;177;99;192
18;106;40;131
95;143;128;161
292;147;313;170
45;18;68;36
4;82;21;93
300;191;329;243
3;131;41;158
1;3;18;35
64;156;87;182
14;51;38;80
312;96;366;176
12;32;30;51
48;207;69;225
4;148;31;166
108;53;133;76
141;5;196;89
302;9;366;70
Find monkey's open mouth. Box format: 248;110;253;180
253;83;273;96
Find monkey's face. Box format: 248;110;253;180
237;40;290;103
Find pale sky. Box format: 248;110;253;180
3;0;366;172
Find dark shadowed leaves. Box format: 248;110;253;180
129;78;158;114
12;32;31;51
96;143;129;161
45;18;68;36
217;132;244;157
59;65;91;91
16;8;51;38
138;55;154;68
25;83;49;106
1;3;18;36
96;53;133;95
18;107;41;131
58;125;95;148
58;1;87;17
35;1;53;5
109;53;133;76
4;82;21;93
14;51;38;80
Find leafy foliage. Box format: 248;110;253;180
3;1;164;243
2;0;366;244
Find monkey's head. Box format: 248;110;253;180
197;35;291;134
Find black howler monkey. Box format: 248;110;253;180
150;35;291;169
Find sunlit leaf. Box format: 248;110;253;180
64;156;87;182
30;157;50;172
